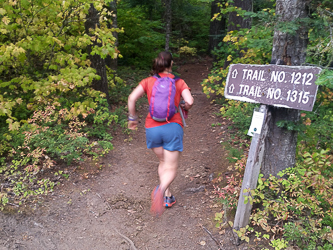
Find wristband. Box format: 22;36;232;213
128;114;138;121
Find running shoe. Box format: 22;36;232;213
164;195;176;207
151;185;165;217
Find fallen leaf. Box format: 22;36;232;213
199;241;206;246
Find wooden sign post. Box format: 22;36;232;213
224;63;322;243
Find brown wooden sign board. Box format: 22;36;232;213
225;64;322;111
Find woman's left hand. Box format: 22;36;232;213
128;120;138;130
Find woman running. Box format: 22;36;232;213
127;51;194;216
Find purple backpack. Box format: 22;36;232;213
149;74;180;122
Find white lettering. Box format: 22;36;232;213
249;86;255;96
242;69;248;79
246;70;253;80
260;70;266;81
252;70;258;80
239;84;244;94
256;86;262;97
243;85;250;95
274;89;281;99
267;88;275;99
278;71;285;82
270;71;278;82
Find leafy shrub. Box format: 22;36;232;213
213;157;246;211
0;100;117;209
0;0;119;132
117;2;165;68
283;221;331;250
250;150;333;248
172;0;210;52
213;150;333;248
220;101;257;137
179;46;197;57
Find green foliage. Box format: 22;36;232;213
0;101;117;209
0;0;119;130
213;150;333;249
222;140;244;163
269;238;289;250
117;0;211;68
306;6;333;68
221;102;257;137
213;157;246;209
0;0;124;210
316;70;333;88
117;2;165;68
284;221;331;250
297;86;333;153
208;2;333;249
251;150;333;248
172;0;211;52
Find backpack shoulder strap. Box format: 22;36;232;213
173;75;181;82
153;74;181;81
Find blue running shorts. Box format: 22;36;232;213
145;123;184;152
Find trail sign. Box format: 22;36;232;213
225;64;322;111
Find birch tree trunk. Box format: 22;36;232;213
261;0;309;178
165;0;172;51
208;0;226;59
85;4;111;107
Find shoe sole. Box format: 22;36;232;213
164;199;176;208
150;186;165;217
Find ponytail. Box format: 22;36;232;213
151;51;173;75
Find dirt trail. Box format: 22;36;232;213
0;59;247;250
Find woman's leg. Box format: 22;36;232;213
152;147;180;197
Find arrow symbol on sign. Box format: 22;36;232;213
232;69;238;78
229;84;235;93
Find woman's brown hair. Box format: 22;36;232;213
151;51;173;75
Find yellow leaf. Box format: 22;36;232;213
2;16;10;25
8;121;20;131
0;8;6;15
16;98;23;104
9;0;17;6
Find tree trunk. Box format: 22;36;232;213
208;0;226;59
165;0;172;51
261;0;309;178
223;0;252;68
105;0;118;72
227;0;252;32
85;4;111;107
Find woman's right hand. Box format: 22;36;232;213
128;120;138;130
